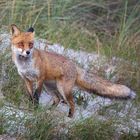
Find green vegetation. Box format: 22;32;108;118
0;0;140;139
23;109;56;140
0;0;139;94
68;118;115;140
0;50;27;106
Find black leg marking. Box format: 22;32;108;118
33;89;39;105
29;95;33;101
68;109;72;118
61;100;67;104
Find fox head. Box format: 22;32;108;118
11;24;35;59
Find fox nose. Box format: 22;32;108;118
26;51;30;55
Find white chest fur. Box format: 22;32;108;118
15;57;39;81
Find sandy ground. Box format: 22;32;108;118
0;135;16;140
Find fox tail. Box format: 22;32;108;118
76;67;136;99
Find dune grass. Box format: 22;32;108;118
0;0;139;92
0;0;140;139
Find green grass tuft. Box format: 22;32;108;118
68;118;115;140
0;0;140;139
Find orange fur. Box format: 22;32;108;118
10;25;136;117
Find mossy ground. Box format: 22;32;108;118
0;0;140;139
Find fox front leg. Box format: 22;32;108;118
33;80;44;104
24;78;34;102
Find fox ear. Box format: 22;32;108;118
27;27;34;33
11;24;21;36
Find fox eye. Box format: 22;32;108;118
17;42;24;47
29;42;33;48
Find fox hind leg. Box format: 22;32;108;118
52;94;60;106
66;93;75;117
56;78;75;117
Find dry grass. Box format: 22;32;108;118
0;0;140;139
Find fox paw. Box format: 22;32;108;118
68;109;73;118
33;91;39;105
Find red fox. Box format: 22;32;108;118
10;24;136;117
